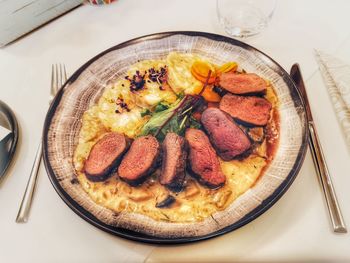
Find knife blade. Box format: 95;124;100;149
290;63;347;233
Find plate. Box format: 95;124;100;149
0;100;19;180
42;31;308;243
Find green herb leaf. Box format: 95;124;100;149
139;99;181;138
140;108;151;117
188;116;202;129
139;95;204;141
176;92;185;99
154;102;170;113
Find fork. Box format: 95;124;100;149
16;64;67;223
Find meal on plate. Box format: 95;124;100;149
73;52;279;223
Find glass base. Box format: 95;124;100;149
217;3;271;38
222;24;267;38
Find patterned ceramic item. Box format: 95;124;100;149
43;32;307;243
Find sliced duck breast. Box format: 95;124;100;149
118;135;160;185
201;108;251;161
185;128;226;188
84;132;130;182
220;93;272;126
219;72;267;95
160;133;187;192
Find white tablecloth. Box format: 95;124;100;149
1;0;350;262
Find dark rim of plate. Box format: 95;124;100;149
0;100;19;179
42;31;308;244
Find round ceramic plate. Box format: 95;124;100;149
0;100;19;179
43;31;308;244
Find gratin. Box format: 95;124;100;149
73;52;279;223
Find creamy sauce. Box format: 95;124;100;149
73;55;280;223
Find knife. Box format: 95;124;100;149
290;63;347;233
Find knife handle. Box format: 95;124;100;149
16;142;42;223
308;122;347;233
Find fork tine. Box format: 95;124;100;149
51;64;55;96
59;63;63;90
51;63;68;96
55;64;59;94
63;64;67;82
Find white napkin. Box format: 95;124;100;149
0;125;11;143
315;50;350;148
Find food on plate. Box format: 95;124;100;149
201;86;221;102
185;128;226;188
155;195;176;208
217;62;238;74
201;108;251;161
220;93;272;126
118;135;160;185
84;132;130;182
125;60;177;108
219;72;267;94
191;60;217;84
247;127;265;143
166;52;203;94
73;51;280;224
160;133;187;192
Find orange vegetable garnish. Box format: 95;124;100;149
191;70;217;84
201;86;221;102
217;62;238;74
191;61;217;84
191;85;204;95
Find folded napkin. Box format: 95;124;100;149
0;125;11;143
315;50;350;148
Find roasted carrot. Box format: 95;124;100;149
201;86;221;102
191;61;217;84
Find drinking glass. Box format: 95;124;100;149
217;0;277;38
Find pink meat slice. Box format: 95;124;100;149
201;108;251;160
185;128;226;188
220;93;272;126
84;132;130;182
219;72;267;94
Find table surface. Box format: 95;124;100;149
1;0;350;262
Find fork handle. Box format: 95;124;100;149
16;142;42;223
308;122;347;233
